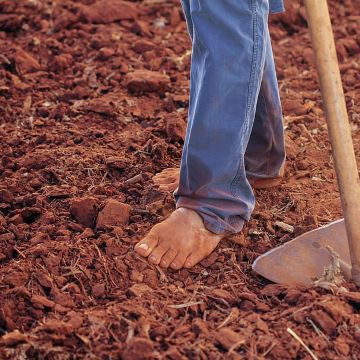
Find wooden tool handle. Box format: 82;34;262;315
304;0;360;285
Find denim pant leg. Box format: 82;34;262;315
245;27;286;179
175;0;270;235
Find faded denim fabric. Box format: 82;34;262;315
269;0;285;14
175;0;285;234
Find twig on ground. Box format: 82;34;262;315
306;317;329;343
168;301;204;309
287;328;319;360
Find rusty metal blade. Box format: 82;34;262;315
252;219;351;287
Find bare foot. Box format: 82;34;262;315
135;208;222;270
153;166;285;191
153;167;180;192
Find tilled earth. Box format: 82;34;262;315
0;0;360;359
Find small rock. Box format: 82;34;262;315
166;114;186;142
4;271;29;287
142;268;159;288
122;337;154;360
98;47;115;60
123;69;169;94
200;252;218;267
19;152;51;170
35;272;53;289
214;327;245;351
191;318;209;336
127;283;152;298
79;0;138;24
31;294;55;309
320;301;352;323
39;319;73;334
49;53;73;71
96;199;131;230
14;48;41;74
70;197;98;228
51;288;75;308
66;312;84;329
0;188;14;203
53;12;78;32
261;284;287;297
77;228;95;239
130;270;144;282
92;283;106;298
85;98;114;117
21;207;42;223
0;330;28;346
284;289;302;305
133;39;155;53
334;335;350;356
210;288;236;306
310;309;337;335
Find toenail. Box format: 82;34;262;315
172;262;178;267
149;255;157;262
161;260;167;266
137;244;149;251
185;262;191;267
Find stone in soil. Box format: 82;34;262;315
214;327;245;351
122;338;154;360
96;199;131;230
0;330;28;346
79;0;138;24
70;197;98;228
123;69;170;94
165;114;187;142
13;48;41;74
127;283;152;298
310;309;337;336
133;39;155;53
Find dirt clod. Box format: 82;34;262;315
124;69;170;94
79;0;138;24
70;197;98;228
96;199;131;230
214;328;245;351
123;338;154;360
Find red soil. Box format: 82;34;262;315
0;0;360;358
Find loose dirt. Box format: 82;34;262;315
0;0;360;358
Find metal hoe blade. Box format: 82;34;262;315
252;219;351;287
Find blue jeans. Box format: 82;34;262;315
175;0;286;234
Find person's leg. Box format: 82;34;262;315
136;0;270;269
244;26;285;181
175;0;270;234
153;13;285;192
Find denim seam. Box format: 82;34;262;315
230;0;259;198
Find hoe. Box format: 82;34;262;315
253;0;360;287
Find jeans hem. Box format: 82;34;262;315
270;6;285;14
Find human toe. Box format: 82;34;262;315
135;234;158;257
170;252;188;270
184;253;201;269
148;244;169;265
160;248;178;268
